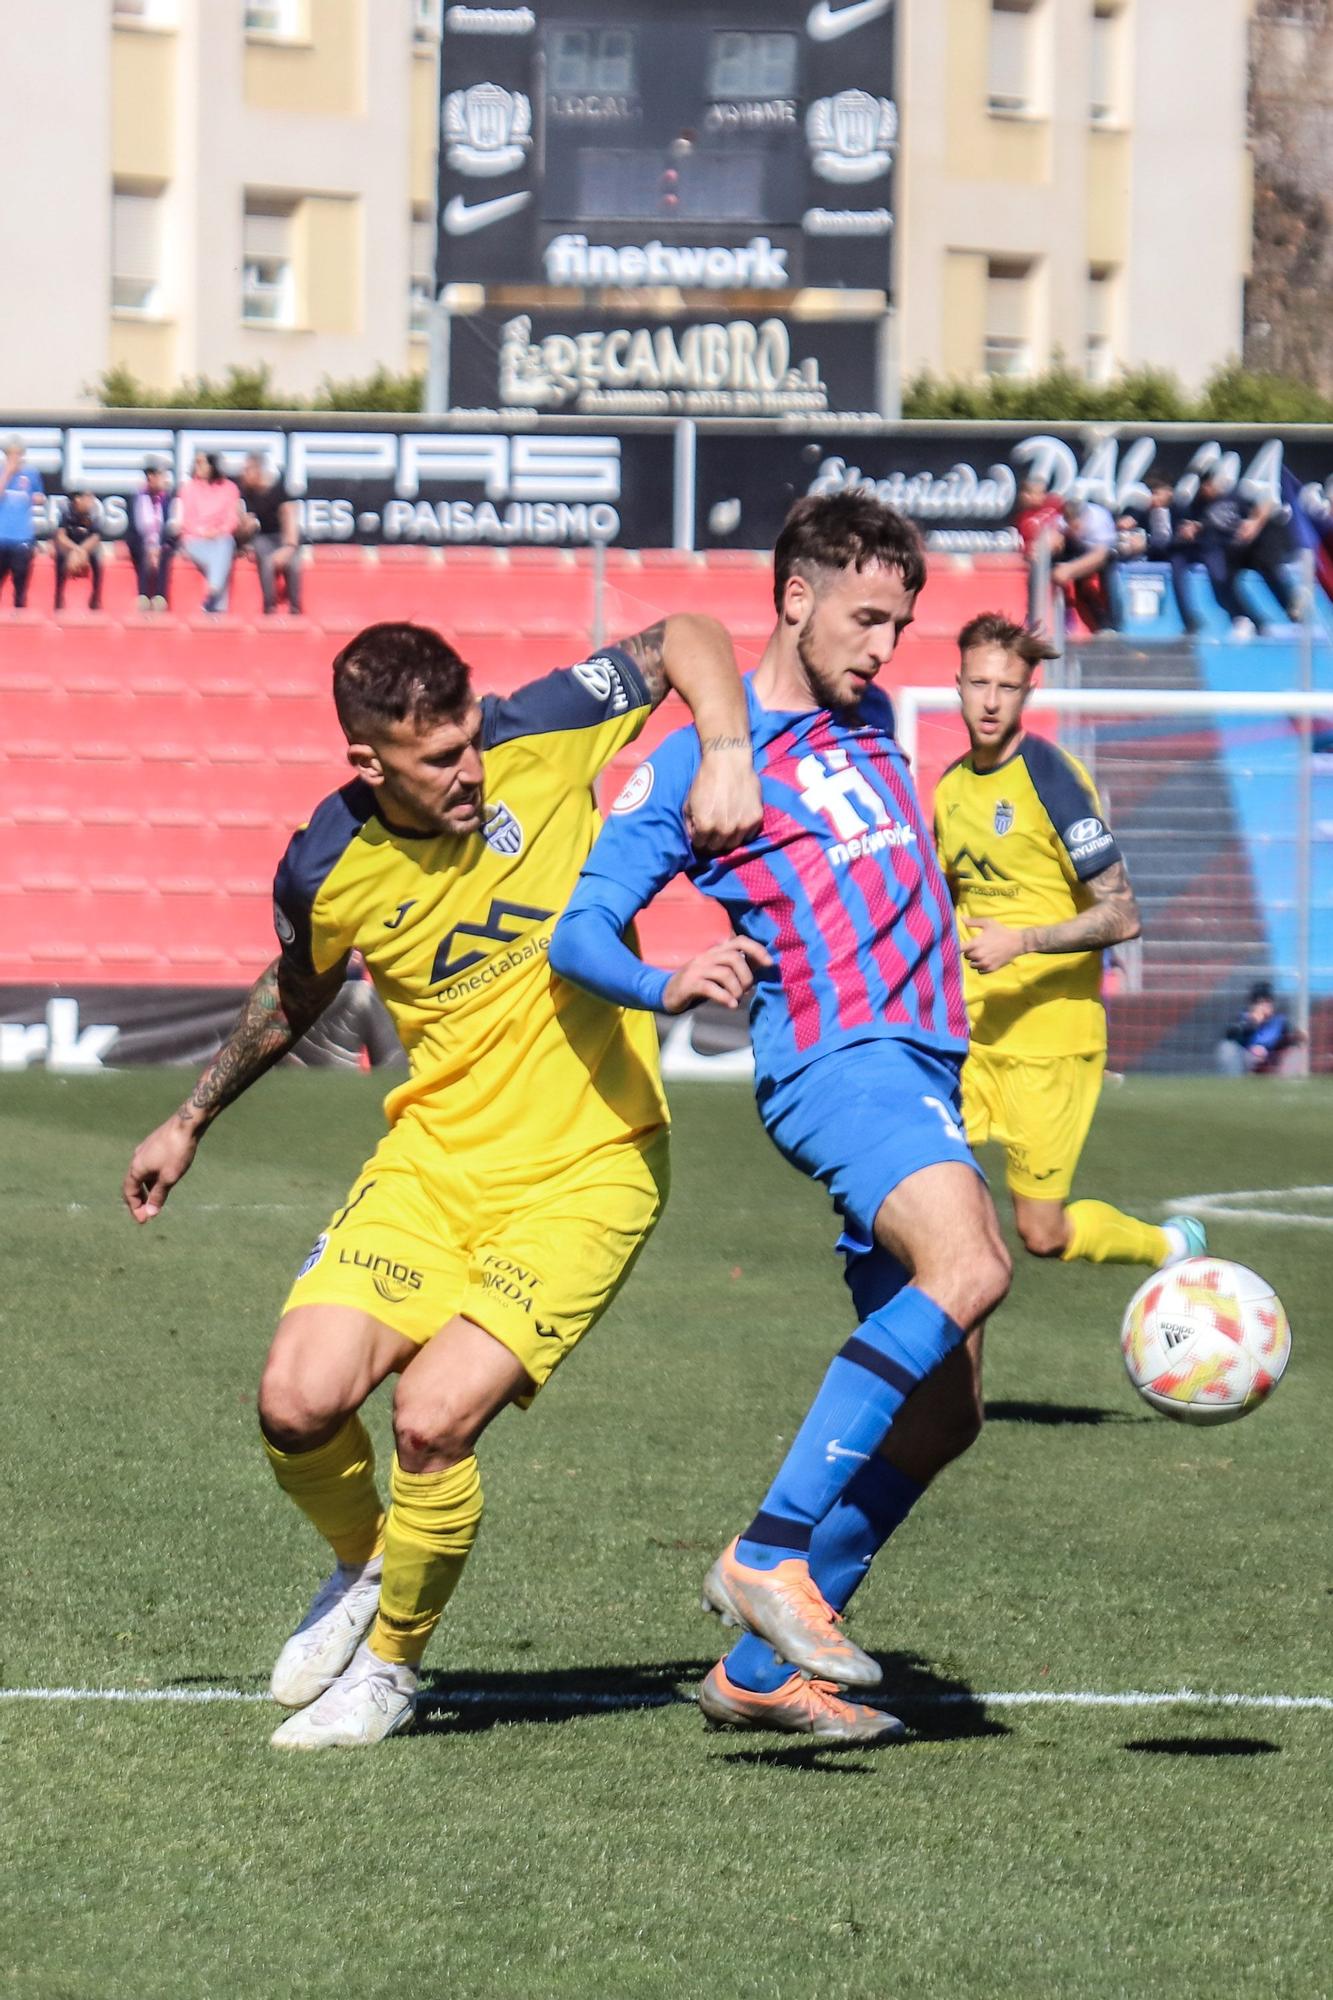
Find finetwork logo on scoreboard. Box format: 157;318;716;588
542;234;789;288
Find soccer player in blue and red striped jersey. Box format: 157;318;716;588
551;494;1012;1744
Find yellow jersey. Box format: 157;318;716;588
273;649;668;1170
932;733;1121;1058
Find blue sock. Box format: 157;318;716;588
724;1458;924;1693
736;1287;962;1568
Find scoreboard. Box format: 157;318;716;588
436;0;897;294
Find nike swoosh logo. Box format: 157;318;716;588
807;0;891;41
443;191;532;236
825;1439;871;1465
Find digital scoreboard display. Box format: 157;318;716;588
436;0;897;293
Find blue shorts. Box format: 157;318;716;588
759;1037;983;1314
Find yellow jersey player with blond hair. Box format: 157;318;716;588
933;612;1206;1271
123;616;760;1750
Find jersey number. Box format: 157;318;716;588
922;1094;965;1145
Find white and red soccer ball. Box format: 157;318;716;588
1121;1257;1291;1425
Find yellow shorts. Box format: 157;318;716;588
280;1123;670;1398
961;1049;1105;1202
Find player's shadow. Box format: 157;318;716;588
713;1651;1008;1773
413;1657;711;1735
985;1399;1152;1427
1124;1736;1280;1758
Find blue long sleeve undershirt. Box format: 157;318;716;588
549;876;673;1014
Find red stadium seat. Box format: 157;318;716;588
0;549;1028;983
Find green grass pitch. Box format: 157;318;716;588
2;1070;1330;2000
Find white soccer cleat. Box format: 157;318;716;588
269;1556;384;1709
269;1641;417;1750
1160;1215;1208;1267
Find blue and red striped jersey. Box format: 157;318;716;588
557;677;967;1090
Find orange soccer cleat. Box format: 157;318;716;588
700;1537;882;1688
698;1660;904;1743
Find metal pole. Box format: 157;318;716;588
423;295;452;417
1293;549;1315;1047
672;420;697;553
591;534;607;650
876;306;901;421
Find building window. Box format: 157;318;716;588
1089;4;1122;124
985;259;1032;377
988;0;1038;115
1087;263;1115;382
242;200;296;326
112;187;164;315
113;0;178;22
412;0;441;39
245;1;302;37
410;212;435;335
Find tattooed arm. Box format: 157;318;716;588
122;954;346;1222
962;862;1141;975
618;613;761;853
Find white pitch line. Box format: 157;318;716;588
1;1685;1330;1713
1165;1186;1333;1230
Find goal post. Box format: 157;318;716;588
896;685;1332;1076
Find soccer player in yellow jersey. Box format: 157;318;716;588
122;617;761;1749
933;613;1206;1271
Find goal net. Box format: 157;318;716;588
898;680;1332;1076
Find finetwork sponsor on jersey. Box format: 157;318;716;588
828;823;917;868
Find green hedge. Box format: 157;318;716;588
92;363;427;413
903;361;1333;425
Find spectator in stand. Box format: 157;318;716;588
1052;493;1119;635
126;457;176;611
0;434;43;608
177;450;244;613
237;452;303;615
1125;471;1204;632
1013;474;1065;628
1192;471;1306;639
1217;981;1301;1075
53;490;104;611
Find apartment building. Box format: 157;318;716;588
0;0;1252;408
896;0;1254;389
0;0;438;407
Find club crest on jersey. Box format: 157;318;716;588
482;800;524;857
993;799;1015;836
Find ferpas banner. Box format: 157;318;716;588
436;0;895;293
451;310;881;418
0;414;677;549
693;424;1333;554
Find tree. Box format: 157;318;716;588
1246;0;1333;395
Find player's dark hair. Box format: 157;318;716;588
332;622;473;740
772;492;927;612
957;612;1060;671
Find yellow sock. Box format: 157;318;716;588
370;1454;484;1668
262;1415;386;1567
1062;1200;1169;1268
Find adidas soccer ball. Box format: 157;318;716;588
1120;1257;1291;1425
